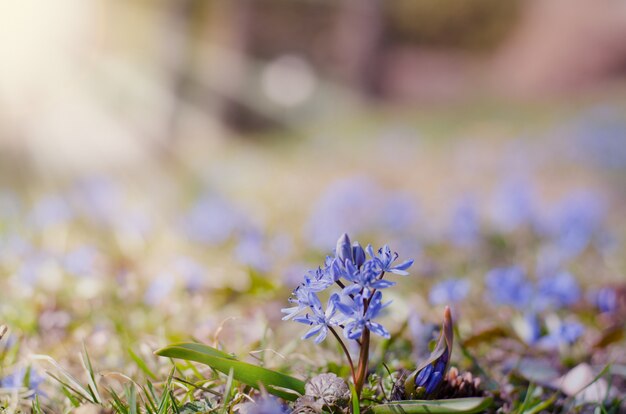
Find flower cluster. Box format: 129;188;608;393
282;234;413;344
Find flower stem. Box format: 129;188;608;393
329;326;356;383
354;327;370;398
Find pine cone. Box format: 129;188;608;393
295;373;350;413
433;367;483;399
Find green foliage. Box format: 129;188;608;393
155;342;305;401
368;397;493;414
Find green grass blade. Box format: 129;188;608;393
369;397;493;414
350;382;360;414
157;369;176;414
155;343;305;401
81;344;103;404
220;368;235;414
128;347;158;380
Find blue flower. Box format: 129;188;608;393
538;321;584;349
429;278;470;305
173;256;206;291
235;231;271;272
29;196;73;228
535;271;581;310
341;260;395;296
242;396;289;414
181;195;250;245
448;197;479;247
72;176;121;225
285;233;413;345
572;107;626;171
405;307;453;398
144;274;175;305
294;293;342;344
63;246;99;278
366;244;413;276
514;313;542;345
485;266;532;309
541;191;605;256
594;287;618;313
490;177;536;232
1;367;45;396
337;291;391;340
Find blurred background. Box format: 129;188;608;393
1;0;626;173
1;0;626;397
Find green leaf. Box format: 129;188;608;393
369;397;493;414
155;342;305;401
350;382;360;414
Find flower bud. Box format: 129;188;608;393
336;233;353;264
405;306;453;399
352;242;366;268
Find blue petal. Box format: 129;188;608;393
314;326;328;344
336;234;353;263
342;284;361;297
302;324;323;340
281;306;302;320
425;372;442;394
371;279;396;289
308;291;323;310
368;322;390;339
335;301;355;316
293;315;311;324
415;364;433;387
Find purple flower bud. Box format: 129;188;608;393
352;242;366;268
336;233;353;264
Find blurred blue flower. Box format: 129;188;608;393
516;312;542;345
572;107;626;171
181;195;249;245
535;271;581;310
490;177;536;232
1;367;45;396
306;178;382;249
173;256;206;291
16;253;50;286
72;176;121;225
242;396;289;414
485;266;532;309
594;287;618;313
63;246;99;278
307;179;419;250
538;321;584;349
381;192;419;234
542;191;606;256
29;196;72;228
235;231;270;272
0;234;31;265
449;197;479;247
429;278;470;305
144;274;175;305
0;190;20;221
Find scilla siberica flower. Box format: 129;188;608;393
282;233;413;343
405;307;454;399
